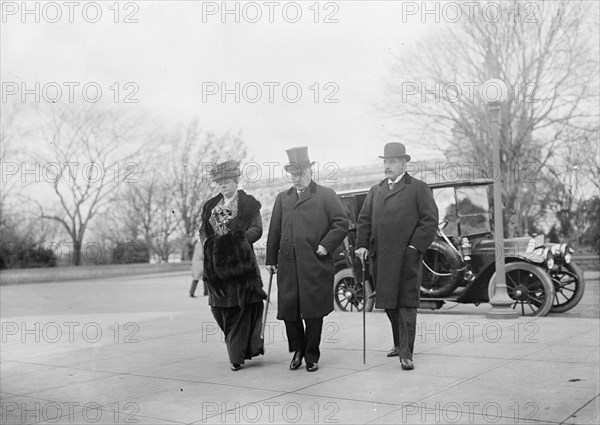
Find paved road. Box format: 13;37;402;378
0;269;598;424
2;270;598;318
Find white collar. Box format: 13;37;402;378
388;173;405;185
222;192;238;205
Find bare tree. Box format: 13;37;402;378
0;103;62;267
0;102;27;227
165;121;248;260
115;174;180;263
578;129;600;193
542;125;599;243
31;104;149;265
111;121;251;263
386;0;599;237
149;183;180;262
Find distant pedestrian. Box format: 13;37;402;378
355;142;438;370
266;146;348;372
201;160;266;371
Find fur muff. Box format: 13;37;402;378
212;230;256;281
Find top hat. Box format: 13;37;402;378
284;146;315;173
210;160;241;182
379;142;411;161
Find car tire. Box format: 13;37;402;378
420;240;463;297
488;261;555;317
550;262;585;313
333;268;374;312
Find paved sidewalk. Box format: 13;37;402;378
1;270;598;424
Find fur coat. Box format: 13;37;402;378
201;190;266;308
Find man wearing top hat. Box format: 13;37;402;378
355;142;438;370
266;146;348;372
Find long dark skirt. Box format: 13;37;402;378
211;301;264;364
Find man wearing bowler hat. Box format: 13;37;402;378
266;146;348;372
355;142;438;370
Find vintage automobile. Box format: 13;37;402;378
332;179;585;317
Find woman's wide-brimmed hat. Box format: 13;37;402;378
284;146;315;174
211;160;241;182
379;142;411;162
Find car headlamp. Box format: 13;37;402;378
543;247;555;269
460;237;472;261
560;243;573;264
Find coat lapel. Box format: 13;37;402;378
284;187;297;212
384;173;410;199
295;180;316;208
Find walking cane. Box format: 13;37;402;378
344;237;367;364
361;256;366;364
261;268;274;340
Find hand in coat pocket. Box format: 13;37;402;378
402;246;423;283
407;244;420;254
316;244;328;256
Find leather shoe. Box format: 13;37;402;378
386;346;399;357
400;359;414;370
306;362;318;372
230;363;241;371
289;352;303;370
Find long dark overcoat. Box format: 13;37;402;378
356;173;438;309
266;181;348;320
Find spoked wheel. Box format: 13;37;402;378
488;262;554;317
421;241;463;297
550;262;585;313
333;268;374;312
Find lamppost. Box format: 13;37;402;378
483;79;518;319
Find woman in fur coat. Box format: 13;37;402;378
200;160;266;371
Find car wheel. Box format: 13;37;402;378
333;268;374;312
550;262;585;313
420;241;463;297
488;262;554;317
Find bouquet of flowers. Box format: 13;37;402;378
212;205;233;236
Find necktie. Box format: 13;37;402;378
389;182;394;191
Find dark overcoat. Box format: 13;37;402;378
356;173;438;309
266;181;349;320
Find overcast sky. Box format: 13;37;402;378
1;1;443;169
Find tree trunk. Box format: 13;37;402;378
73;239;82;266
183;241;194;261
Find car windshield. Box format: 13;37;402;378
456;186;491;236
433;187;458;235
432;185;491;237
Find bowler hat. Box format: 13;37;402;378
210;160;241;182
284;146;315;173
379;142;411;161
